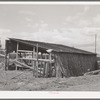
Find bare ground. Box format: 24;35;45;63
0;68;100;91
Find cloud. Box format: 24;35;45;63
64;15;89;28
19;11;35;16
84;6;90;13
64;6;91;28
1;24;99;53
93;14;100;24
24;17;32;22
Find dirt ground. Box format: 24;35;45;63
0;67;100;91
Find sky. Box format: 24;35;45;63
0;4;100;53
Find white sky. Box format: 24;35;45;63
0;4;100;53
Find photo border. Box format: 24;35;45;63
0;0;100;99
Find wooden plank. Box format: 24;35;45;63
43;62;46;77
14;60;33;69
39;61;42;77
18;58;54;62
45;62;48;78
36;44;38;78
5;49;8;71
84;69;100;76
55;55;60;78
34;61;36;77
5;40;7;70
16;42;19;70
32;47;35;77
18;50;33;53
49;53;52;77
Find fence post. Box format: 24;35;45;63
16;42;19;70
32;47;35;77
49;52;52;77
36;44;38;78
5;40;8;71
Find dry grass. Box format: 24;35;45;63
0;67;100;91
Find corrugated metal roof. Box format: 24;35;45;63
9;38;95;54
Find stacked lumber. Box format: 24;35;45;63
84;69;100;75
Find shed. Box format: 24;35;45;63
5;38;97;77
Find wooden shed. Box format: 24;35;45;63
5;38;97;78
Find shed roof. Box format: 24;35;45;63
9;38;95;54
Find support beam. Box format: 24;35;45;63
49;52;52;77
18;50;33;53
36;44;38;78
55;56;59;77
45;62;48;78
55;56;63;78
32;47;35;77
5;40;8;71
16;42;19;70
18;58;54;62
43;62;46;77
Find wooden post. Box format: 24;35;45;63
5;40;8;70
5;40;7;70
40;61;42;77
55;56;62;78
55;55;59;77
54;57;56;77
32;47;35;77
5;50;7;71
36;44;38;78
43;62;46;77
5;40;8;71
45;62;48;78
49;52;52;77
16;42;19;70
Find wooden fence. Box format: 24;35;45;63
7;43;56;78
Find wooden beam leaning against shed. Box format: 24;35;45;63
55;55;62;78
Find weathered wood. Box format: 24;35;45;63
32;47;35;76
36;44;38;78
49;53;52;77
18;58;54;62
43;62;46;77
45;62;48;77
5;49;8;71
40;61;42;77
16;42;19;70
14;60;33;69
5;40;8;71
18;50;33;53
55;56;63;78
84;69;100;76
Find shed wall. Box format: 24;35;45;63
55;52;97;77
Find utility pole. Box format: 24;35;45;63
95;34;97;54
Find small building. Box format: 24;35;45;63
5;38;97;78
